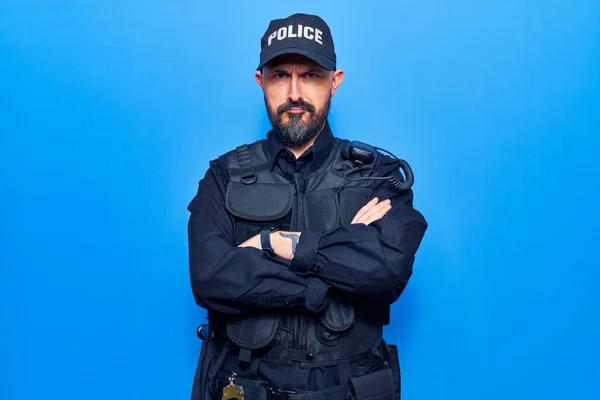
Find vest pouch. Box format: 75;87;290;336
226;182;293;221
316;297;355;346
346;367;396;400
226;313;280;363
226;181;294;244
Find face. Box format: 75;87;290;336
255;54;344;149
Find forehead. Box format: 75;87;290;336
263;54;324;71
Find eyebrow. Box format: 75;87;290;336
270;67;323;74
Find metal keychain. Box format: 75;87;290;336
222;372;245;400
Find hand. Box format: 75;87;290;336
351;197;392;225
271;231;301;260
237;234;261;249
237;231;300;261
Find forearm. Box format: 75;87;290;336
286;204;427;303
272;226;413;299
189;238;328;315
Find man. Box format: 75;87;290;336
187;13;427;400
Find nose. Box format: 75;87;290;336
288;75;301;103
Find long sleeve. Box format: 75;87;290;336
187;160;329;315
290;164;428;306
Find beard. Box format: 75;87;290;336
265;96;331;149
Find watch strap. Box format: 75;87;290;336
260;229;275;256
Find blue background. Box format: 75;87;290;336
1;1;599;399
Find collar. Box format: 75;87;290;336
267;120;335;172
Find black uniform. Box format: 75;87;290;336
187;121;427;399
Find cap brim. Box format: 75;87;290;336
257;48;335;71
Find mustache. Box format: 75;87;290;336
277;99;316;115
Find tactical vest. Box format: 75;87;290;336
212;137;404;368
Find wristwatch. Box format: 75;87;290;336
260;229;275;256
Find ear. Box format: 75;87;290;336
255;71;264;89
330;69;345;97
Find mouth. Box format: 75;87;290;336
287;108;307;114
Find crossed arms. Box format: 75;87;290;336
238;197;393;259
187;160;427;316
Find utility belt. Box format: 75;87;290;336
204;339;401;400
216;368;397;400
225;333;381;368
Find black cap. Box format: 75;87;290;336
257;13;336;71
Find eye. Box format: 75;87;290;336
273;72;289;79
304;72;319;79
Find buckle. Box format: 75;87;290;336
240;172;257;184
265;386;297;400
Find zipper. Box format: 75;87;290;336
292;173;306;351
293;173;306;231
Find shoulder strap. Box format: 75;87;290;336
227;141;271;183
234;144;258;184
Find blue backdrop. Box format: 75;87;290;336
1;1;599;399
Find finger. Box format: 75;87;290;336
362;204;392;225
354;199;387;224
351;197;379;224
356;199;390;221
353;197;379;221
358;200;392;224
363;205;392;225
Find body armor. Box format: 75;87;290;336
193;138;406;399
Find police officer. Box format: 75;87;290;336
187;13;427;400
